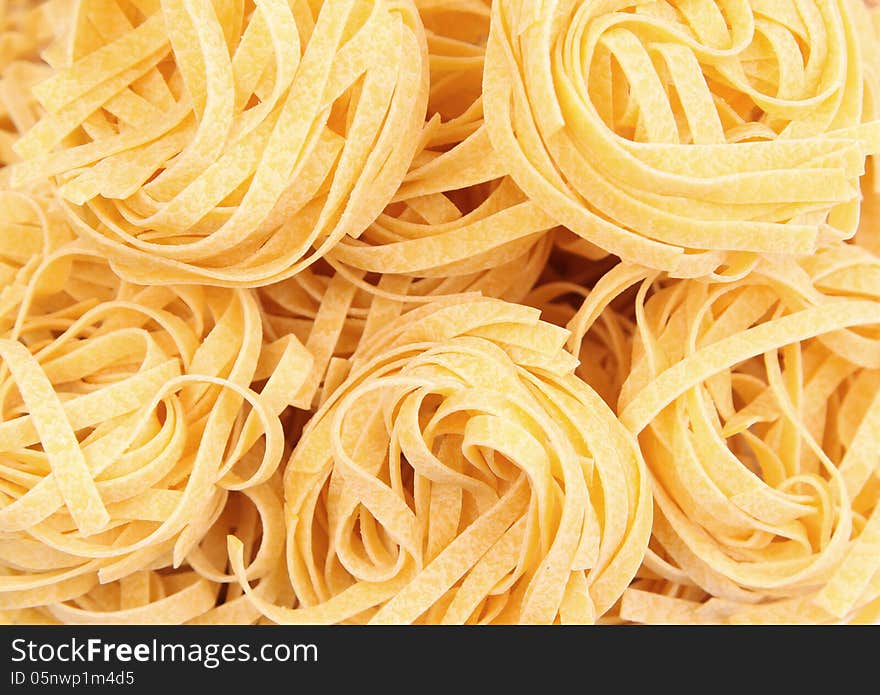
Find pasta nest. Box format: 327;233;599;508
617;243;880;623
485;0;880;279
11;0;429;286
327;0;557;284
7;480;288;625
0;241;286;613
229;297;653;624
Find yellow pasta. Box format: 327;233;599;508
3;0;880;627
0;237;296;614
524;244;642;408
484;0;880;278
614;243;880;623
11;0;429;287
0;189;73;332
258;235;552;411
0;0;53;71
227;297;653;624
326;0;557;285
1;476;288;625
185;477;294;625
857;160;880;254
0;0;56;182
0;61;50;179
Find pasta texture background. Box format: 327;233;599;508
1;0;879;625
12;0;430;286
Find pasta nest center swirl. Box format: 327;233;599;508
10;0;429;286
229;297;653;624
617;244;880;623
484;0;880;278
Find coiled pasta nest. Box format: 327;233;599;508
617;244;880;623
229;297;652;624
485;0;880;278
12;0;429;286
0;239;285;612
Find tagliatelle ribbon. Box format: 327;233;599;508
0;234;301;616
326;0;556;295
228;297;653;624
0;0;55;185
484;0;880;278
10;0;429;287
4;0;880;628
613;244;880;623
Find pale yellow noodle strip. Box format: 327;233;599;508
620;301;880;434
47;575;217;625
0;338;109;536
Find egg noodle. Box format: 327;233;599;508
11;0;429;286
485;0;880;279
1;0;879;624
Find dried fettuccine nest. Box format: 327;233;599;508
485;0;880;279
0;243;305;613
326;0;557;286
0;476;290;625
11;0;429;286
228;296;653;624
615;244;880;623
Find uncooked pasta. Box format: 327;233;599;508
0;231;293;620
1;0;879;626
617;244;880;623
229;297;652;624
12;0;429;286
484;0;880;278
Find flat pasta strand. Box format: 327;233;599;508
484;0;880;278
10;0;430;287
